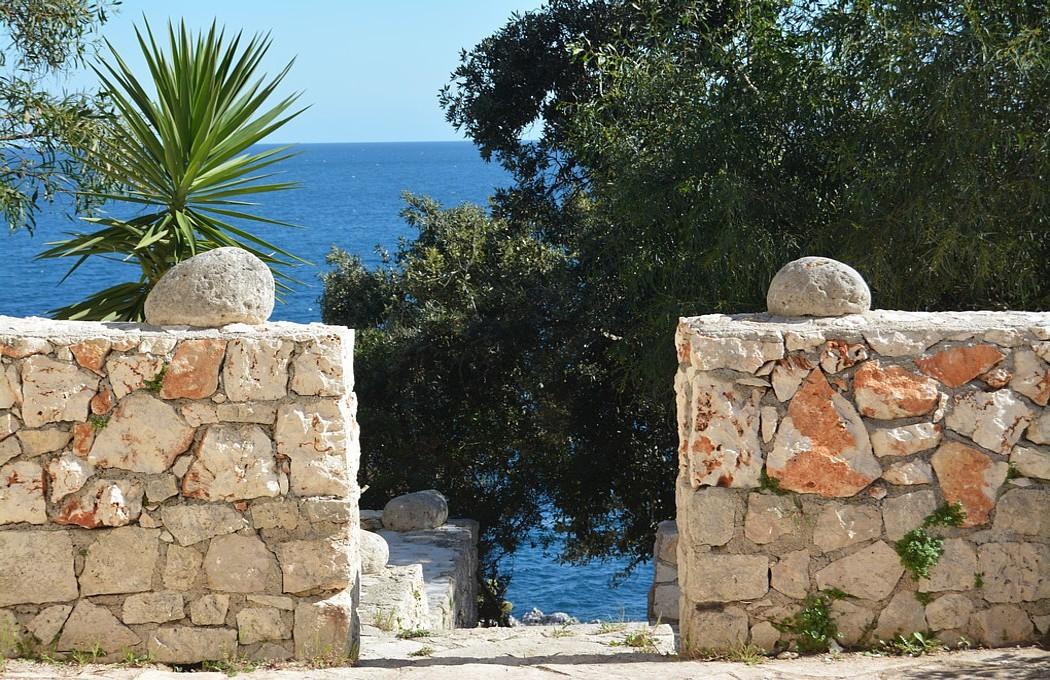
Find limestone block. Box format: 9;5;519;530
916;344;1005;388
945;390;1032;455
145;474;179;503
180;402;218;427
189;593;230;625
223;338;293;401
882;489;937;541
160;503;245;546
649;581;679;623
291;337;348;397
237;607;291;644
918;539;977;592
760;406;778;443
138;336;176;355
302;497;355;524
971;604;1034;647
766;257;870;317
69;338;110;374
1027;410;1050;444
677;483;740;548
147;626;238;664
360;529;389;575
830;599;876;647
926;594;974;632
160;338;226;399
275;537;353;594
0;364;21;409
882;460;934;486
683;553;768;602
382;489;448;532
163;544;203;590
684;335;784;373
0;436;19;466
20;355;97;427
216;401;278;424
874;591;927;640
819;340;867;374
47;453;94;501
122;592;184;624
930;442;1008;527
105;354;165;399
681;605;749;652
815;541;903;600
0;412;19;441
16;427;71;456
204;534;281;593
993;488;1050;537
26;605;72;645
767;369;879;497
80;526;160;596
977;542;1050;602
771;356;812;402
863;330;940;357
275;399;352;496
251;498;300;530
181;423;280;502
682;372;763;487
55;479;143;528
248;594;295;610
0;337;51;358
293;592;358;660
812;504;882;552
654;520;678;563
744;493;799;544
144;247;275;326
1009;349;1050;406
57;601;139;656
770;549;810;599
749;620;779;652
360;563;429;631
0;460;46;525
88;392;195;473
1011;446;1050;480
360;509;383;532
853;361;940;420
0;531;78;606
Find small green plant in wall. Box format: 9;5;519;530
759;469;786;495
144;364;168;393
895;503;966;580
88;414;110;431
772;589;847;653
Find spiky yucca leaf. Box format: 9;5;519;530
38;20;307;321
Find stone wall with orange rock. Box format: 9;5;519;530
674;311;1050;654
0;316;361;665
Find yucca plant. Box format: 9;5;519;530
38;20;307;320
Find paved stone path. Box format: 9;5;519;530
3;624;1048;679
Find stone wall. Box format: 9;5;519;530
674;311;1050;654
0;317;361;664
648;520;679;625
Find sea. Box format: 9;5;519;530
0;141;653;622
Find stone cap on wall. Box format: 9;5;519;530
0;315;353;343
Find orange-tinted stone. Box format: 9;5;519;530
69;339;111;375
767;370;880;497
930;441;1008;527
90;387;114;415
160;339;226;400
915;345;1005;388
71;421;95;457
853;360;941;419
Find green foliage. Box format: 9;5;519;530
974;572;984;588
1006;463;1022;480
88;413;109;430
396;629;431;640
759;469;785;495
772;590;846;654
923;503;966;529
879;632;941;657
408;646;435;658
143;364;166;393
895;528;944;581
39;20;306;321
914;591;934;606
609;628;659;652
0;0;116;233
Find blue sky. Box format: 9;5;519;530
56;0;543;143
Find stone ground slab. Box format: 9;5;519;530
2;627;1047;679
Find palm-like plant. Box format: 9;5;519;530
39;20;307;320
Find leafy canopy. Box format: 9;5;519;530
0;0;116;233
39;20;306;321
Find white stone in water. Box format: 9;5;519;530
383;489;449;531
144;247;275;327
766;256;871;317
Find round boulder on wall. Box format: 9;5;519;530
767;256;871;317
382;489;449;531
144;247;275;327
359;529;390;574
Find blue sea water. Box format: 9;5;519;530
0;141;652;621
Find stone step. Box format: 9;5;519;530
359;564;430;635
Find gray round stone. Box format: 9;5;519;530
382;489;448;532
359;529;389;575
766;257;871;317
144;247;275;327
